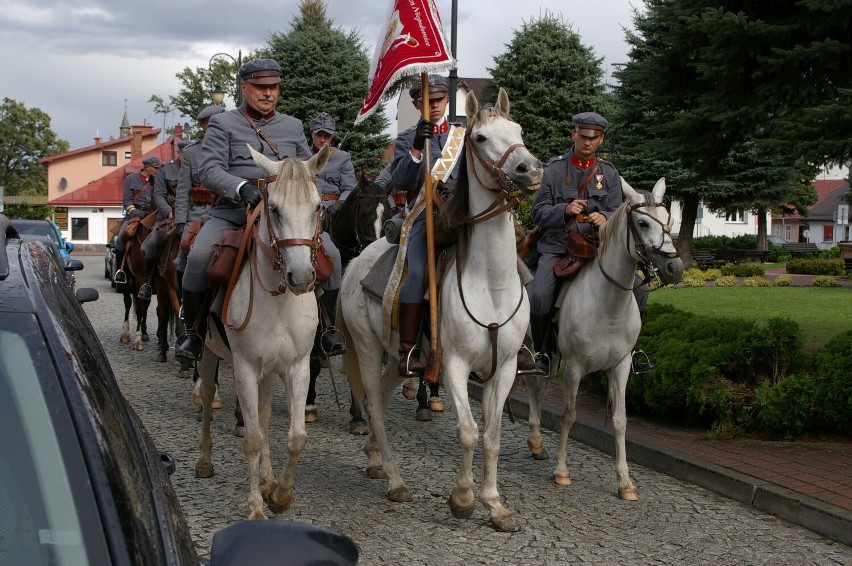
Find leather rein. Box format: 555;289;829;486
455;126;536;381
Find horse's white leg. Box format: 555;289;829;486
194;350;219;478
478;366;519;532
441;359;478;521
269;361;311;512
134;328;144;351
120;319;130;344
553;364;582;486
521;373;549;460
608;359;638;500
232;358;266;520
256;373;278;503
363;357;400;480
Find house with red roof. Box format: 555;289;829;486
771;179;850;248
39;111;182;246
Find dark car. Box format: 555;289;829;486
0;214;359;566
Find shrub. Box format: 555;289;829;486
742;276;769;287
811;331;852;435
715;275;737;287
682;274;706;287
721;263;765;277
772;275;793;287
812;275;839;287
786;258;845;275
754;373;818;439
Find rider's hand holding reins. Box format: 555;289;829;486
241;184;263;209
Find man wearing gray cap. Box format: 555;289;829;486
114;155;160;284
310;112;355;218
176;59;345;363
527;112;654;375
172;105;225;283
138;142;188;300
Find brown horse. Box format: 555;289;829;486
118;222;152;350
153;229;193;379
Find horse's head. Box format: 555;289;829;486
620;177;684;285
249;144;330;294
329;173;390;265
464;88;542;195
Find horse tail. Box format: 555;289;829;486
336;296;365;403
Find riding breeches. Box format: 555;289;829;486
399;210;426;303
174;205;212;272
528;252;562;316
142;228;168;261
114;211;146;253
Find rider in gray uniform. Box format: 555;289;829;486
528;112;652;374
114;156;159;284
172;105;225;285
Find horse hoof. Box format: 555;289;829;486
415;408;432;422
156;354;167;363
387;486;412;503
428;397;444;412
619;487;639;501
134;343;144;352
532;449;549;461
304;404;318;423
267;487;293;513
527;440;549;460
447;497;475;520
178;368;191;379
402;378;417;400
349;420;369;435
248;510;268;521
491;515;518;533
553;473;572;486
366;465;387;480
195;462;214;478
141;334;150;343
233;425;245;438
120;336;130;345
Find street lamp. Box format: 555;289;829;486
208;50;242;106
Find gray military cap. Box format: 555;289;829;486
409;74;448;101
197;105;225;122
572;112;608;137
310;112;336;134
142;156;160;167
239;59;281;85
177;139;192;150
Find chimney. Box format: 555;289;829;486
94;137;101;145
131;133;143;159
174;123;183;141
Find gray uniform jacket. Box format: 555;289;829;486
315;147;355;209
175;140;204;226
391;124;460;195
122;170;153;212
531;151;622;255
200;108;311;224
153;159;179;226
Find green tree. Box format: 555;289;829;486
263;0;391;175
0;98;68;196
488;11;612;162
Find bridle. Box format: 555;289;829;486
596;200;678;291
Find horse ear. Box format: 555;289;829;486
652;177;666;202
620;177;641;203
248;144;280;177
307;143;331;174
496;88;510;116
465;90;479;122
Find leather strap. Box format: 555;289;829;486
222;203;264;330
239;108;282;159
321;194;340;201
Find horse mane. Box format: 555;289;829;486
597;190;653;258
267;157;316;207
439;104;506;268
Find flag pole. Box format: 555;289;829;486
421;73;441;385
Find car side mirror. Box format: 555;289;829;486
75;287;99;304
66;241;75;251
65;259;85;272
210;520;359;565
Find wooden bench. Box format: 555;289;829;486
844;258;852;274
782;242;820;257
691;248;725;269
741;249;770;263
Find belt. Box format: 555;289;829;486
190;192;215;205
321;194;340;201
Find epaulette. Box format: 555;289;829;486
184;139;202;149
545;154;567;167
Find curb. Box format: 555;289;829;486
469;382;852;547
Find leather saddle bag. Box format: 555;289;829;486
553;232;597;279
314;237;334;284
180;219;203;255
206;228;244;287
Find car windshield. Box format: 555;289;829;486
15;223;61;247
0;316;90;565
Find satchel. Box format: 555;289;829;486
180;219;202;254
553;232;597;280
314;237;334;284
206;228;244;287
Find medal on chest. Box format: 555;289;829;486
595;174;603;190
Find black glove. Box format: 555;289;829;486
412;118;433;151
241;184;263;209
327;201;342;216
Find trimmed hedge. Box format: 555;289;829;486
786;258;845;276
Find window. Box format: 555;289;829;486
823;224;834;242
725;210;746;223
71;218;89;241
101;151;117;166
784;226;792;241
124;151;132;159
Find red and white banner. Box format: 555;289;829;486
355;0;455;124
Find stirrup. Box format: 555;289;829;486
398;347;424;377
631;349;655;374
320;327;347;357
138;282;152;300
533;352;551;376
516;344;547;376
114;270;127;284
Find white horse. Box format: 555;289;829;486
522;177;684;500
194;145;330;520
338;88;542;532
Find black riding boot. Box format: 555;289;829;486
318;288;346;356
114;248;127;284
175;290;208;361
137;255;157;300
397;302;425;377
530;313;552;375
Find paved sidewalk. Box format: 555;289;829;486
472;378;852;547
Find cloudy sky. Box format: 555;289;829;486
0;0;641;150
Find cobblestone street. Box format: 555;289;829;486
77;256;852;565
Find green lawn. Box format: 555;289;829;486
649;287;852;351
